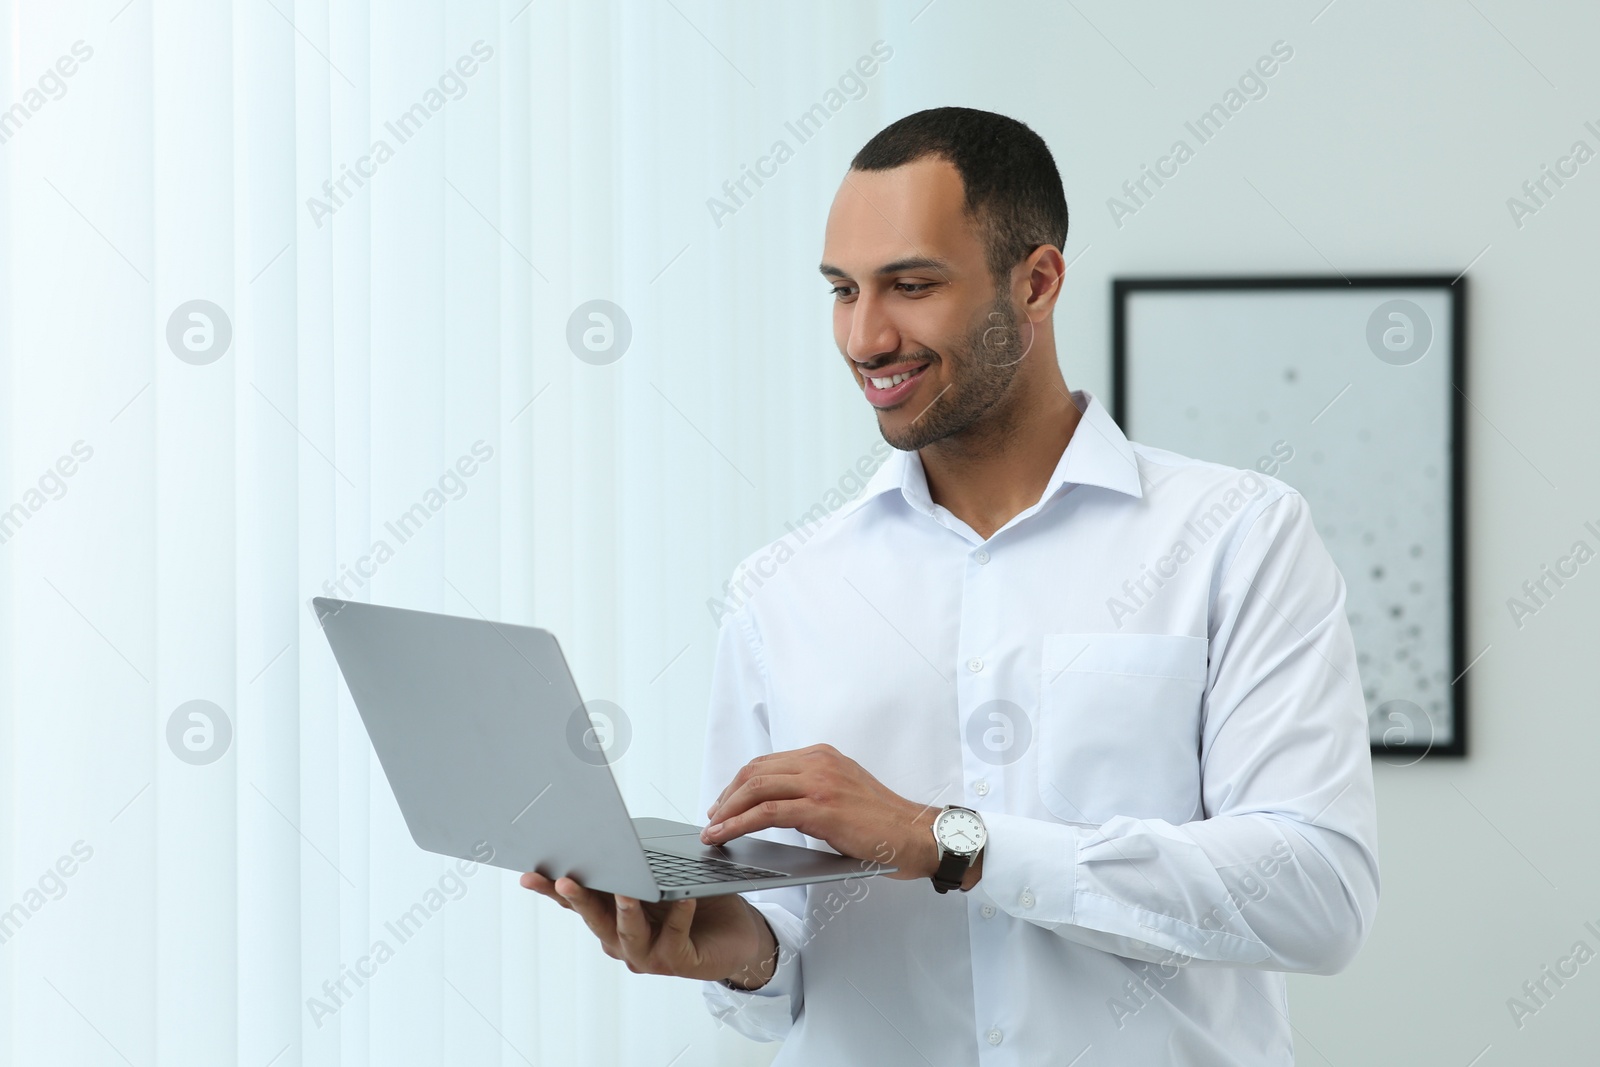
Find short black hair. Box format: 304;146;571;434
849;107;1068;285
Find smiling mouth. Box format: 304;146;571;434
858;361;932;410
864;364;926;389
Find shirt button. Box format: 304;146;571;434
981;904;996;918
967;657;984;673
1020;890;1035;909
974;549;990;565
986;1029;1003;1046
974;779;990;797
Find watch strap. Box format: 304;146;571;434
932;847;969;894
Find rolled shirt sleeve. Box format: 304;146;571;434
697;603;811;1040
976;490;1381;974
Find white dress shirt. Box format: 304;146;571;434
699;388;1379;1066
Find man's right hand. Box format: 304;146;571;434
519;872;780;990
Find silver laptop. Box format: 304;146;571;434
310;597;894;901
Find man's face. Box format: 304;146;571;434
819;157;1032;451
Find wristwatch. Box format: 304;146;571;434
930;805;987;894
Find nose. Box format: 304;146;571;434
845;290;899;368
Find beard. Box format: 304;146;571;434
877;292;1032;452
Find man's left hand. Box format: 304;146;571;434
703;743;969;885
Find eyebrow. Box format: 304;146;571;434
818;255;952;280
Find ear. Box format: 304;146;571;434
1019;244;1066;323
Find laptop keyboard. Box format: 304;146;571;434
644;849;784;888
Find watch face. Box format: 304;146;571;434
935;808;987;855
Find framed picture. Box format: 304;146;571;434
1112;276;1467;760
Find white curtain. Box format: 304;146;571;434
0;2;895;1064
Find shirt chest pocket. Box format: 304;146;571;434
1036;633;1209;826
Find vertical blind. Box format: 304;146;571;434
0;2;895;1063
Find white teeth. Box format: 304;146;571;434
869;369;918;389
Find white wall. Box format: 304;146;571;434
1;1;1594;1064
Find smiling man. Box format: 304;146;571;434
522;106;1379;1065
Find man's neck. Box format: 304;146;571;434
919;383;1082;541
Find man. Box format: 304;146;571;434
523;106;1378;1064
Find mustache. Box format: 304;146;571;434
857;353;937;374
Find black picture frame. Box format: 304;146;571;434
1111;275;1468;760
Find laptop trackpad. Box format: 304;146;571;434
633;817;872;876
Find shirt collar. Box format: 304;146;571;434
858;387;1143;516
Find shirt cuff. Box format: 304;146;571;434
700;900;806;1041
972;809;1079;929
